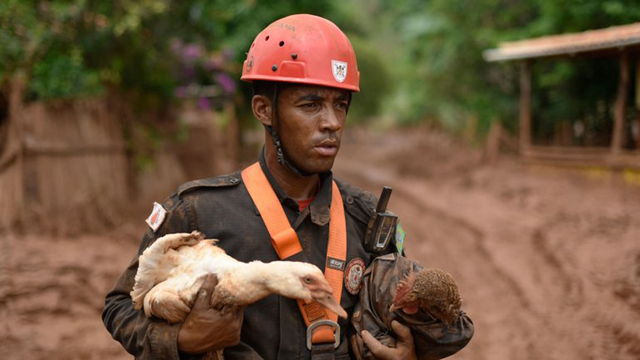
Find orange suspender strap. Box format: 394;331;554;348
241;162;303;259
241;162;346;347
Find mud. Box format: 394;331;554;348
2;126;640;359
335;127;640;360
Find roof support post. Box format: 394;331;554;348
635;58;640;150
612;50;629;154
519;60;532;152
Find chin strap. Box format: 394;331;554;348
267;81;311;178
265;124;312;178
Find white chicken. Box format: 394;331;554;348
130;231;347;323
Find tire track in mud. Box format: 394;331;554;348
529;226;585;307
340;164;640;359
336;158;640;360
335;130;640;359
392;183;535;312
335;165;540;360
531;223;640;360
336;165;533;305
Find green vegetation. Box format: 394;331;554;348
2;0;640;140
354;0;640;141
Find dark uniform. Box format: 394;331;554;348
102;151;473;359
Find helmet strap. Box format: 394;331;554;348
266;83;313;178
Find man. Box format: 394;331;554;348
103;14;472;360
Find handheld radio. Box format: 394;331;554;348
363;186;398;254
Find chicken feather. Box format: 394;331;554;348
390;267;462;326
131;231;346;324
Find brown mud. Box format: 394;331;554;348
2;126;640;359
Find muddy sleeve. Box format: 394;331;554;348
409;310;474;360
102;196;200;360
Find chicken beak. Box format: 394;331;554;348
389;304;400;313
308;281;348;319
315;293;348;319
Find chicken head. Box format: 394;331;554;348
261;261;348;319
389;268;462;326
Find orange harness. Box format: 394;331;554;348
241;162;346;349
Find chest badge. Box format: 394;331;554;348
344;258;365;295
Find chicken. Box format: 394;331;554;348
389;267;461;326
351;253;469;360
130;231;347;324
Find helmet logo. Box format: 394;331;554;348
331;60;347;83
246;56;254;72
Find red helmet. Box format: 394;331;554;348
241;14;360;92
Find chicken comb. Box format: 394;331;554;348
393;268;416;305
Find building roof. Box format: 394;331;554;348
484;22;640;62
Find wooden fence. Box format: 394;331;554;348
0;81;130;232
0;81;239;233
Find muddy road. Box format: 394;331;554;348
2;127;640;359
335;128;640;360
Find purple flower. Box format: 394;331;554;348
215;73;236;95
198;97;212;110
182;44;204;64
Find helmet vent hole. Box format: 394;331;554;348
279;41;285;47
251;43;255;48
265;36;270;41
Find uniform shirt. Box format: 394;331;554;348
102;151;473;360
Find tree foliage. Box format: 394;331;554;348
2;0;640;141
0;0;333;102
375;0;640;141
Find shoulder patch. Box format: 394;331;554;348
177;175;241;196
146;202;167;232
395;222;406;255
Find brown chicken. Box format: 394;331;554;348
389;267;462;326
351;253;470;360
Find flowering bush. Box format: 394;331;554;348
170;39;236;110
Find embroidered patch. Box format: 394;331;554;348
344;258;365;295
145;202;167;232
327;257;346;271
395;222;406;254
331;60;347;83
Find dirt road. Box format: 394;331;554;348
2;127;640;359
335;128;640;360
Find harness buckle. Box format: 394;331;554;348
306;319;340;350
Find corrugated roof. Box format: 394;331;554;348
484;22;640;62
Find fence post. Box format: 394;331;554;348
9;73;26;225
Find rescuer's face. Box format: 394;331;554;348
276;84;349;174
